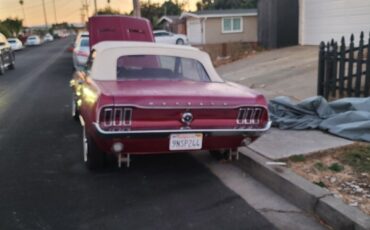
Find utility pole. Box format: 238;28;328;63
94;0;98;15
52;0;58;24
19;0;27;27
133;0;141;17
82;0;89;20
41;0;48;29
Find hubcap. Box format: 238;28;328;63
82;127;88;162
72;97;76;117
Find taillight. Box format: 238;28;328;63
100;107;132;129
76;50;89;57
237;107;267;127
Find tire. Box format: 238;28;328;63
83;126;106;171
176;38;185;45
209;150;229;160
8;53;15;70
0;57;5;75
71;94;79;121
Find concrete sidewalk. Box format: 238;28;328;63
217;45;354;159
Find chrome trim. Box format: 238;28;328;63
113;108;123;126
237;107;263;125
97;103;268;110
103;108;113;126
123;108;132;126
92;121;272;137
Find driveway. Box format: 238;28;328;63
217;46;319;100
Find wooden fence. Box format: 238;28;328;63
317;32;370;100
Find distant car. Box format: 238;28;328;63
153;30;188;45
70;41;270;170
72;37;90;69
0;33;15;75
7;38;23;51
44;33;54;42
74;31;89;47
25;35;41;46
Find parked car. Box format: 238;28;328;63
72;37;90;69
25;35;41;46
70;41;270;170
7;38;23;51
0;33;15;75
44;33;54;42
153;30;188;45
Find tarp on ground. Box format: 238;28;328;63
268;96;370;142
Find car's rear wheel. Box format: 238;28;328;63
83;126;106;171
0;56;5;75
176;38;185;45
209;150;229;160
8;53;15;70
71;94;79;121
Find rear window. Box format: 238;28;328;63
28;37;36;40
80;39;89;47
8;40;16;43
116;55;210;82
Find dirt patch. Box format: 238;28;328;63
194;42;263;67
287;143;370;216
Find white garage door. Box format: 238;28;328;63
187;19;202;44
299;0;370;45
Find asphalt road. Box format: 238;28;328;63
0;38;276;230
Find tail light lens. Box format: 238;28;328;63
76;50;89;57
99;107;132;130
237;107;268;128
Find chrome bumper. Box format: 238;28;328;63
93;121;272;138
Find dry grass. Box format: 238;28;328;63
194;42;263;67
287;143;370;216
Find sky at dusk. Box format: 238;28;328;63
0;0;197;26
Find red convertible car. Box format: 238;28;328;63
71;41;271;170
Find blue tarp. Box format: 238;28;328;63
268;96;370;142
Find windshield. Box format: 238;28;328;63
28;37;36;40
8;40;16;43
116;55;210;82
80;39;89;47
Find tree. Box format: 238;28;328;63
1;18;23;36
140;0;183;26
0;22;11;37
96;6;122;15
196;0;257;11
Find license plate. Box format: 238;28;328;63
169;133;203;151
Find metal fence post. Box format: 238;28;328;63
317;42;325;96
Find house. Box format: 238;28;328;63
258;0;370;48
157;15;186;35
180;9;258;45
298;0;370;45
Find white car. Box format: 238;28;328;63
25;35;41;46
153;30;188;45
72;37;90;69
44;33;54;42
7;38;23;51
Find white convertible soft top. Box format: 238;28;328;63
91;41;224;82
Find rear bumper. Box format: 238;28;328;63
92;121;272;138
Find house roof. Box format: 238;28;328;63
180;9;257;19
157;15;182;24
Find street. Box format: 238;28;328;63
0;38;276;229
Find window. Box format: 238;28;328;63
80;38;89;47
116;55;210;82
222;17;243;33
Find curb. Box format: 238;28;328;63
235;147;370;230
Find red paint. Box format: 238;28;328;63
88;15;154;49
